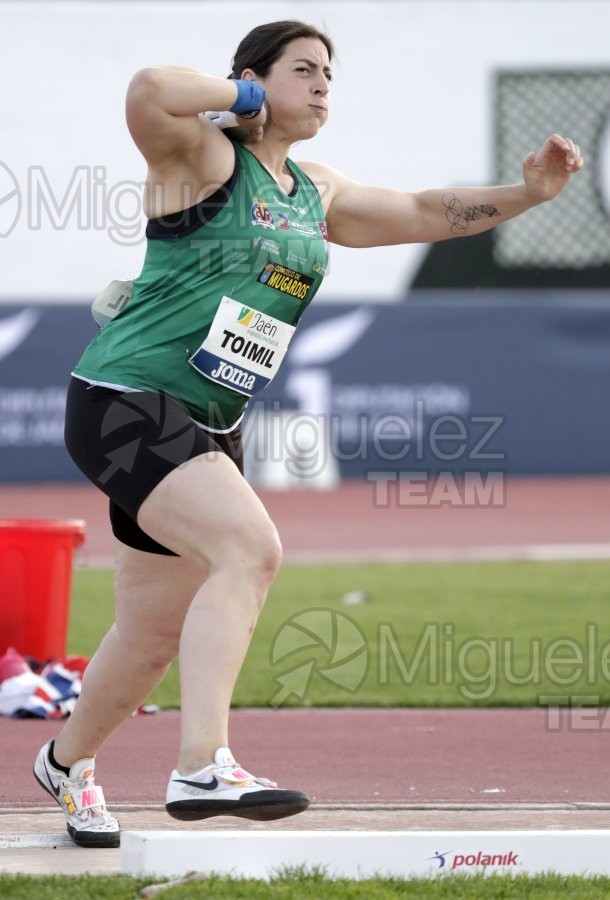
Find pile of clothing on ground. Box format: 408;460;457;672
0;647;86;718
0;646;159;718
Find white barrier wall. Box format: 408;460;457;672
0;0;607;302
120;830;610;879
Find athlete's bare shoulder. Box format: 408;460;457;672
296;160;353;215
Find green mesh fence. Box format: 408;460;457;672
494;69;610;270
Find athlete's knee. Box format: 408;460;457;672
231;517;282;588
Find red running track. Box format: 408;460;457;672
2;709;610;808
0;477;609;562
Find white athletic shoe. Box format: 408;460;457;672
165;747;310;821
33;740;120;848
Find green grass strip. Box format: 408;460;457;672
69;561;610;708
4;871;610;898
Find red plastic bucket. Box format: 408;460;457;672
0;519;85;660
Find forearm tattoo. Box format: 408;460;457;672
442;192;501;234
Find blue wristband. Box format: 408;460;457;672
229;79;265;119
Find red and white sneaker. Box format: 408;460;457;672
33;740;120;848
165;747;310;821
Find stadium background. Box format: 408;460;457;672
0;0;609;485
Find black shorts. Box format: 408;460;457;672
64;376;243;556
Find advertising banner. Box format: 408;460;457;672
0;299;608;482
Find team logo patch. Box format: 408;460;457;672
251;199;274;229
257;263;314;300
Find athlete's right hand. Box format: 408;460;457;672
205;107;267;142
235;105;266;141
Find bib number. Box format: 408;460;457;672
189;297;295;397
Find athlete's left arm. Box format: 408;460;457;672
300;134;583;248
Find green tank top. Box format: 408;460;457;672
74;143;329;430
